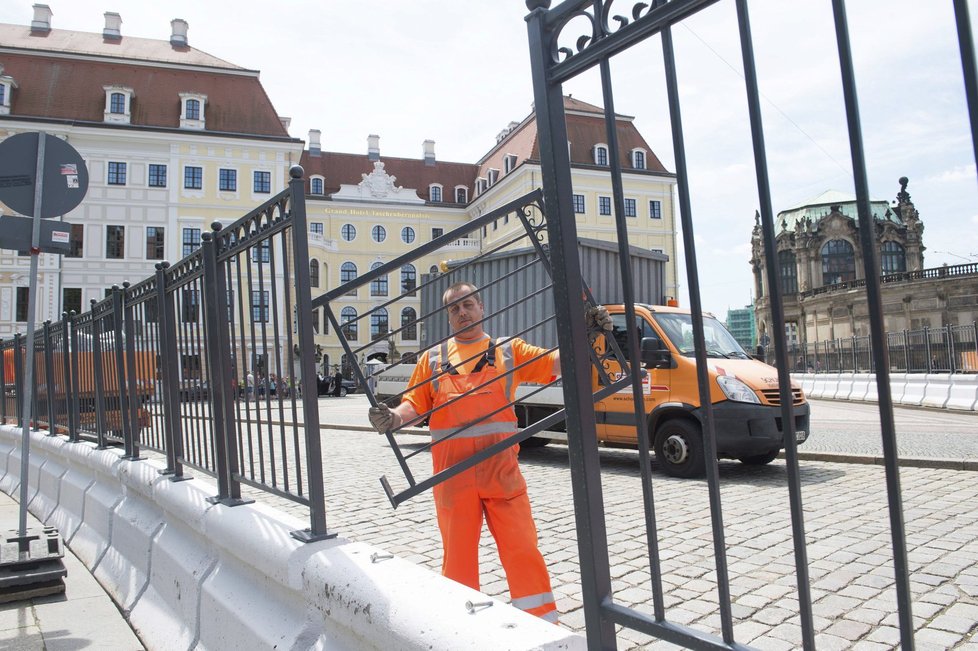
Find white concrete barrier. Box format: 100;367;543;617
810;374;830;399
900;374;929;407
0;425;584;651
888;372;908;405
850;373;873;402
921;373;953;409
833;373;854;400
946;374;978;411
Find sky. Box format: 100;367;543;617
3;0;977;318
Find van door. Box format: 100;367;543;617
594;312;672;445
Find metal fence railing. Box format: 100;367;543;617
780;322;978;374
0;166;328;541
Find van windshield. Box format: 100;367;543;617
654;313;750;359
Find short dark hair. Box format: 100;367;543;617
443;282;481;306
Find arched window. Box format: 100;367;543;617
401;307;418;340
821;239;856;285
341;224;356;241
429;265;439;274
429;184;443;202
310;177;324;195
372;225;386;243
881;241;906;274
340;307;358;340
778;250;798;294
594;145;609;166
401;264;416;295
401;227;415;244
632;149;646;169
309;259;320;288
110;92;126;114
341;262;357;296
370;262;388;296
185;98;200;120
371;307;389;340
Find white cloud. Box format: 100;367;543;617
925;164;978;184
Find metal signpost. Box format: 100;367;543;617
0;131;87;600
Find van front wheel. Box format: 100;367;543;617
654;419;705;479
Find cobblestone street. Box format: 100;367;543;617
258;395;978;650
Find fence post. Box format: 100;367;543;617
121;283;141;460
200;227;247;506
836;338;842;372
155;262;186;479
90;298;108;449
42;320;56;435
903;329;910;371
924;325;932;372
286;165;330;541
948;324;957;373
850;335;857;372
66;312;80;442
13;333;23;427
110;286;132;452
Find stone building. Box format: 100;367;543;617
751;177;978;349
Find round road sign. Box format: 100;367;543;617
0;132;89;218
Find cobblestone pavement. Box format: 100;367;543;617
249;395;978;650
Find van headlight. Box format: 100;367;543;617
717;375;760;404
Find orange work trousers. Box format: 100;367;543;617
430;367;557;622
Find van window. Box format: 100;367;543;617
610;313;655;352
654;313;749;358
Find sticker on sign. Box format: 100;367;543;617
51;230;70;244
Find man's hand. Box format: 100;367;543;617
369;404;402;433
585;305;613;332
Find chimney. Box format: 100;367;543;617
170;18;189;47
103;12;122;40
308;129;322;156
423;139;436;166
31;4;52;34
367;134;380;161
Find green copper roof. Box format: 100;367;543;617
776;190;897;232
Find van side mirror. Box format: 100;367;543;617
641;336;672;369
755;345;765;363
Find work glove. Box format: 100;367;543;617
369;404;402;433
585;305;613;332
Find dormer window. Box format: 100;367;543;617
476;178;488;195
429;184;443;202
310;176;325;195
455;186;468;204
102;85;133;124
487;169;499;186
594;144;609;166
0;66;15;115
632;149;647;169
179;92;207;130
503;154;517;174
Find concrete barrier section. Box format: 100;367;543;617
857;374;877;403
946;375;978;411
888;372;908;404
811;375;829;399
0;425;585;651
833;373;854;400
899;374;928;407
921;373;953;409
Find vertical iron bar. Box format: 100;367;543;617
122;283;141;460
526;6;617;649
91;300;108;449
734;1;815;647
661;22;734;644
598;58;666;622
831;2;914;648
287;167;330;540
111;287;130;448
61;315;74;439
948;324;957;373
851;335;857;372
903;330;910;371
0;338;7;424
954;0;978;181
156;264;181;476
43;321;55;435
924;326;932;372
67;312;80;442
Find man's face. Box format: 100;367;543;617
445;287;484;340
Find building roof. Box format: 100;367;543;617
777;189;897;232
0;23;291;139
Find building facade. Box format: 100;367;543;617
725;304;756;352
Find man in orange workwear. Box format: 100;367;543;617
368;282;610;623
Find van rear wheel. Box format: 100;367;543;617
654;419;705;479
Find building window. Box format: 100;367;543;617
624;198;637;217
572;194;585;214
396;227;413;245
632;150;646;169
881;241;907;274
310;177;324;195
68;224;84;258
219;168;237;192
0;83;8;110
370;262;388;296
341;262;357;296
254;170;271;194
310;222;324;236
401;264;416;295
371;308;389;341
778;250;798;294
372;225;386;243
63;288;82;316
504;154;517;174
107;162;127;185
429;265;439;274
432;227;443;240
185;98;200;120
252;240;270;263
182;228;201;257
594;145;609;166
488;169;499;185
650;200;662;219
312;309;320;334
430;185;443;202
106;225;125;259
251;290;269;322
341;224;356;241
401;307;417;340
15;287;29;322
599;196;612;215
476;178;487;194
110;92;126;114
148;164;167;188
184;166;202;190
455;186;468;203
341;307;358;340
310;259;320;288
146;226;165;260
181;289;200;322
821;239;856;285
